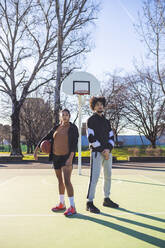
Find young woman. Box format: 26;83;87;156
34;109;79;217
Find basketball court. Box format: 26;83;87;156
0;162;165;248
1;72;164;247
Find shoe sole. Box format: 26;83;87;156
64;211;77;217
51;208;66;212
103;203;119;208
86;207;100;213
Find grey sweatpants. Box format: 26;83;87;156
87;151;112;201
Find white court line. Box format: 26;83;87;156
0;176;17;186
0;212;165;217
113;180;122;185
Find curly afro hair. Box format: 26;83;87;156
89;96;106;110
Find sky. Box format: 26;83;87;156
84;0;145;81
81;0;146;134
0;0;147;134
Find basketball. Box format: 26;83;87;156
40;140;51;154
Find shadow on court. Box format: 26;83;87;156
112;178;165;187
80;174;165;187
71;210;165;248
113;166;165;172
117;208;165;223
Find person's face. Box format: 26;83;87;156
60;111;70;123
94;101;104;113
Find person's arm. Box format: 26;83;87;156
102;121;114;160
70;125;79;153
33;128;54;160
65;125;79;166
108;124;115;152
65;152;74;166
34;146;40;160
102;120;114;154
86;118;102;149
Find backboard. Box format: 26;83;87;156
62;71;100;96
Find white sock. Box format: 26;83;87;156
60;194;65;204
69;196;75;207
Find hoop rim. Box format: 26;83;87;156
74;91;89;95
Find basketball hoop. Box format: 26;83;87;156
74;90;89;95
73;81;90;95
62;71;100;96
61;71;100;175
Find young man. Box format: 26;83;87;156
86;96;119;213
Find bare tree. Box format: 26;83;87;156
0;0;100;155
0;124;11;145
0;0;58;155
0;93;11;124
20;98;53;153
137;0;165;95
54;0;100;124
124;71;165;148
101;73;128;145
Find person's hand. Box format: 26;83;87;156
34;147;39;161
102;149;110;160
65;158;72;167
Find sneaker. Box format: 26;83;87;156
86;201;100;213
51;202;66;212
64;206;77;217
103;198;119;208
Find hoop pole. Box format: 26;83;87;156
78;94;82;175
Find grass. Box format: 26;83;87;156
1;146;165;161
0;148;139;161
0;152;47;161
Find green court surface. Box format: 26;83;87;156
0;165;165;248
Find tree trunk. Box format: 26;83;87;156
27;142;30;154
54;83;61;125
139;133;144;146
54;16;63;125
115;133;118;147
10;102;22;156
30;143;33;154
151;140;156;149
54;43;62;125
